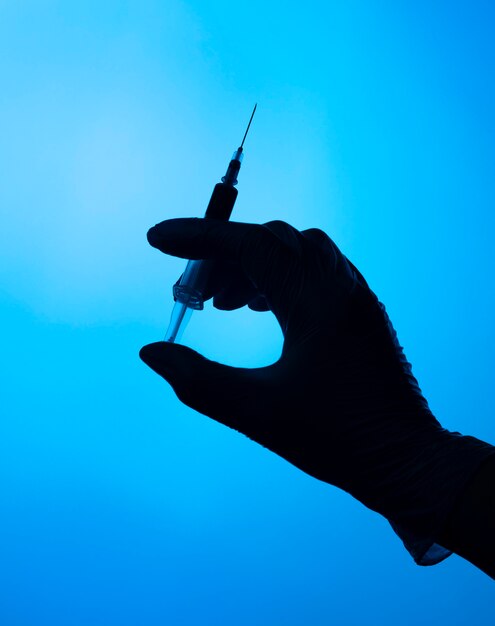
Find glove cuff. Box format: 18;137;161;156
378;430;495;566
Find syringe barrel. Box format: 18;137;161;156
165;155;242;342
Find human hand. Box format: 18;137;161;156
140;217;492;564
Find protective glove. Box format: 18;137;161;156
140;217;495;565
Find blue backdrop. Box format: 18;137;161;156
1;1;494;624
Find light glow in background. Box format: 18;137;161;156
1;1;494;624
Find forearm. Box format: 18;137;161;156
436;452;495;580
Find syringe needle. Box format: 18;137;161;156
240;103;257;149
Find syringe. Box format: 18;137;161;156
164;104;257;343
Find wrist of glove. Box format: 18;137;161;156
141;217;495;565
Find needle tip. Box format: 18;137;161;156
240;104;258;149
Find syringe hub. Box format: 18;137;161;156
231;147;244;162
221;147;244;186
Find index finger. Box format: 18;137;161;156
147;217;294;295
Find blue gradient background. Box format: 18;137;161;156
1;1;494;624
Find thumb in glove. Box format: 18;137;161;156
139;341;278;442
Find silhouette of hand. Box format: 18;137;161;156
140;217;494;562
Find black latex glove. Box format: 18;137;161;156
140;217;495;565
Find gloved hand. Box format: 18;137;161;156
140;217;495;565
